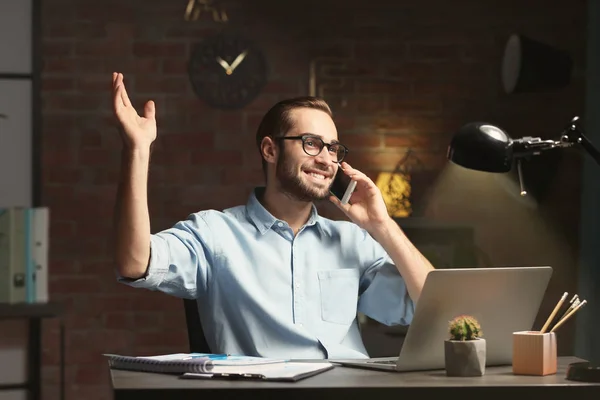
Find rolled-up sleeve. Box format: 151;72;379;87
116;212;217;300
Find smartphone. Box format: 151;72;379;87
329;165;357;205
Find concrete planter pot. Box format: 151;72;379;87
444;338;486;377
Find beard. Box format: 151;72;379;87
275;151;332;202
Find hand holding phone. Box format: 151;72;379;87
329;165;357;205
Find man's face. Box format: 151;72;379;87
275;108;339;202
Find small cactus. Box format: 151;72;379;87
448;315;483;341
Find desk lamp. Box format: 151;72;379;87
446;116;600;382
447;116;600;196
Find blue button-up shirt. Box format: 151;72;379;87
118;188;414;359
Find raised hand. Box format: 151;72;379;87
112;72;157;150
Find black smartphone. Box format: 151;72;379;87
329;165;357;205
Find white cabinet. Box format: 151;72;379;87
0;0;34;208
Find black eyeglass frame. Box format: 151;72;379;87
275;134;349;162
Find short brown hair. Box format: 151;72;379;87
255;96;333;175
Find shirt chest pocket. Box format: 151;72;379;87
317;269;359;325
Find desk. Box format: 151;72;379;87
110;356;600;400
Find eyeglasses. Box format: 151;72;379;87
276;135;349;163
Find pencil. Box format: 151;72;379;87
541;292;568;333
548;296;576;330
561;297;579;317
550;300;587;333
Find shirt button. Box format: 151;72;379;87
277;222;283;227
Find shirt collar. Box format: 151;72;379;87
246;187;325;235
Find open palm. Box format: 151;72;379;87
112;72;157;149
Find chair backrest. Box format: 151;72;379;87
182;298;212;353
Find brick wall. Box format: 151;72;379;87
39;0;586;399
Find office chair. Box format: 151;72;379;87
182;298;212;353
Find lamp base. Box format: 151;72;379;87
566;361;600;383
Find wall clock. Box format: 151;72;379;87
188;31;268;110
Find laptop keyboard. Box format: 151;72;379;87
367;358;398;364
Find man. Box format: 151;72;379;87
111;72;434;359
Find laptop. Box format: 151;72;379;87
332;266;553;372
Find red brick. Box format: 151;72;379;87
43;41;73;57
76;5;135;21
43;115;77;132
408;44;461;60
162;59;188;74
384;134;435;149
166;27;215;39
104;312;133;330
43;58;77;73
134;330;188;347
151;149;192;166
135;76;188;94
218;112;243;132
49;220;77;238
191;150;243;166
47;260;79;274
78;149;115;166
44;185;76;205
134;312;164;329
50;276;103;294
44;22;106;39
42;77;75;92
342;134;381;149
354;81;407;95
44;167;82;185
263;80;301;94
75;58;111;74
43;94;107;112
77;76;113;92
221;167;264;185
133;42;187;58
246;112;266;133
215;132;254;151
75;40;131;57
388;95;443;114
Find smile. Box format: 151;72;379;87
304;171;329;182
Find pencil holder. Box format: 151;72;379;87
512;331;557;376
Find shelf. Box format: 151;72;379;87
0;302;63;320
0;383;28;391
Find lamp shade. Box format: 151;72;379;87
502;34;573;94
447;122;514;173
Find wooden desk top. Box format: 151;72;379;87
110;356;600;400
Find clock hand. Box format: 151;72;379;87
228;50;249;73
216;57;232;74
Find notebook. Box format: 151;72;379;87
104;353;287;375
181;361;335;382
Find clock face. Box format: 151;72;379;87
188;32;268;110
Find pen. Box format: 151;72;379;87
183;354;228;360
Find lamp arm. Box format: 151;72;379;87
513;116;600;166
565;132;600;166
559;116;600;166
